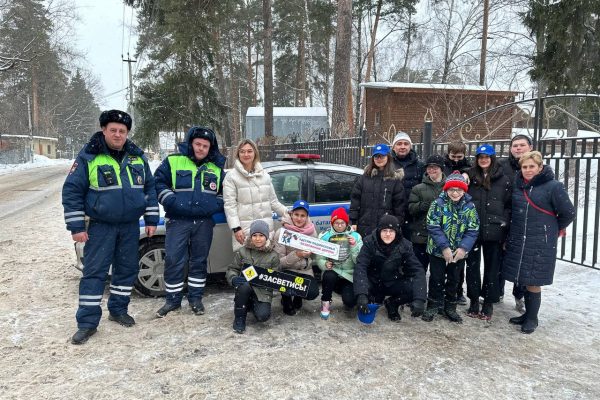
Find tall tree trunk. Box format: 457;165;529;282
228;40;241;145
31;64;39;133
263;0;274;140
303;0;314;107
331;0;352;137
247;20;255;109
359;0;382;131
402;13;413;81
215;30;233;147
354;7;362;133
441;0;456;84
295;28;306;107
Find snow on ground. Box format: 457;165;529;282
0;155;72;176
0;169;599;399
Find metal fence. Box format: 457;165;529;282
258;134;599;270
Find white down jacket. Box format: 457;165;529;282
223;160;289;250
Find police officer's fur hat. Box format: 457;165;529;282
99;110;132;130
188;126;216;147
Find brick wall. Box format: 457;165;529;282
365;87;517;145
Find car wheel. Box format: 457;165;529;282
135;237;167;297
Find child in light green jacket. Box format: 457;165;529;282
314;207;362;319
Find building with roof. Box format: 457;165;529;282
245;107;329;141
361;82;519;144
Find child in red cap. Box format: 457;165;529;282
314;207;363;319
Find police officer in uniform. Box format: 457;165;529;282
62;110;159;345
154;126;226;317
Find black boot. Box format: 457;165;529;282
71;328;97;345
281;295;296;316
509;291;529;325
444;302;463;323
466;300;480;318
156;302;181;318
233;306;247;334
292;296;303;311
479;302;493;321
384;297;401;322
108;312;135;327
422;300;440;322
521;291;541;334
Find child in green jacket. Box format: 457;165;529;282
314;207;363;319
226;220;280;334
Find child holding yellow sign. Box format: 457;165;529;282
226;220;280;334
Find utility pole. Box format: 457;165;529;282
27;94;33;161
479;0;490;86
122;53;137;124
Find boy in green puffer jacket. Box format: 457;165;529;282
314;207;363;319
226;220;280;334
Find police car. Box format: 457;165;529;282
75;154;363;297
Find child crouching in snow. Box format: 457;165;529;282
422;172;479;323
314;207;362;319
226;220;279;334
273;200;320;315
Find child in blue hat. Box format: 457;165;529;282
273;200;320;315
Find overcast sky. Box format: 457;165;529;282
73;0;138;112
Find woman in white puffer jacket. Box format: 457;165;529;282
223;138;289;251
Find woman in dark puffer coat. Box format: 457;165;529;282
350;144;405;239
503;151;575;334
464;144;512;321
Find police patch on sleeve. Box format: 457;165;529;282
69;162;78;175
209;182;217;191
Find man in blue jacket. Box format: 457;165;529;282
62;110;159;345
154;126;226;318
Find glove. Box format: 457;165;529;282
453;248;466;263
356;294;369;314
411;300;425;317
442;248;453;264
231;276;246;288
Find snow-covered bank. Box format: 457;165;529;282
0;168;598;399
0;155;72;176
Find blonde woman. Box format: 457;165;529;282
503;151;575;334
223;139;288;250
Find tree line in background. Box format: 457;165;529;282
1;0;599;155
0;0;100;155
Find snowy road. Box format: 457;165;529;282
0;165;599;399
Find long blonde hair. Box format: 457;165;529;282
235;138;261;170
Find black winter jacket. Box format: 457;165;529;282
353;232;427;301
392;149;425;204
466;164;512;242
443;156;472;176
408;174;445;244
502;166;575;286
349;167;405;238
498;155;520;184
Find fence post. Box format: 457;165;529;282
422;108;433;159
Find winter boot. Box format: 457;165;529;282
190;299;205;315
71;328;97;345
466;300;480;318
479;302;493;321
515;297;525;313
422;301;440;322
233;306;247;334
457;294;468;306
509;292;529;325
292;296;303;311
281;295;296;316
108;312;135;327
521;291;541;334
384;297;402;322
320;301;331;320
156;302;181;318
444;302;463;323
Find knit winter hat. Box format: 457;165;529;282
99;109;132;130
392;131;412;146
377;214;400;233
330;207;349;225
425;154;445;169
443;171;469;192
249;220;270;238
292;199;309;214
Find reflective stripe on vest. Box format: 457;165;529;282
88;154;145;189
167;156;222;193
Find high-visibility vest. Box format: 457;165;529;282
167;156;222;194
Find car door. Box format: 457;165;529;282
309;167;362;233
